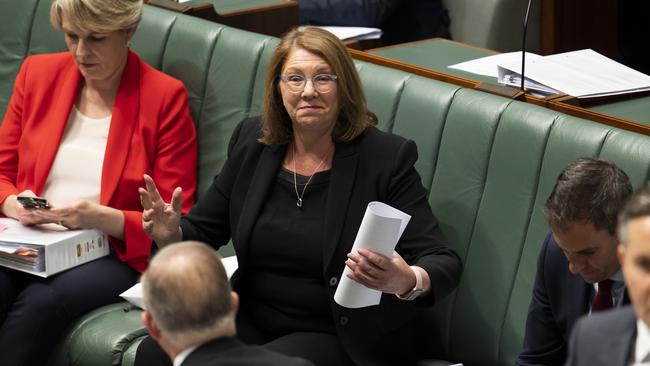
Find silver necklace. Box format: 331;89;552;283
292;143;328;208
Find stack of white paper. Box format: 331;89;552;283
334;202;411;309
316;26;383;41
0;218;108;277
449;49;650;99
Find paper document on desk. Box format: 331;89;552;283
0;218;108;277
316;26;382;41
498;49;650;98
120;255;239;309
334;202;410;309
449;51;541;78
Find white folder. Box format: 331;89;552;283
0;218;109;277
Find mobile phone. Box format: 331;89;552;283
17;196;50;209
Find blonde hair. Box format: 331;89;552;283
260;26;377;145
50;0;142;33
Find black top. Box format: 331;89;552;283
180;117;462;365
241;169;336;337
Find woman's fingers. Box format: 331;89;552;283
143;174;162;202
142;208;154;221
170;187;183;214
139;187;153;210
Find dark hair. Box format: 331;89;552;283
618;183;650;244
544;158;632;234
259;26;376;145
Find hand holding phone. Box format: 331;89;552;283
17;196;51;209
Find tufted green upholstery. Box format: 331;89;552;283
2;1;650;365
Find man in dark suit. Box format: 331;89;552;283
140;241;314;366
516;158;633;366
566;183;650;365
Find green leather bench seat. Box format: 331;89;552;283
47;303;146;366
2;1;650;365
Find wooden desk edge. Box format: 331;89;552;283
349;48;650;136
220;0;297;18
148;0;296;17
549;101;650;135
349;48;478;89
369;37;499;55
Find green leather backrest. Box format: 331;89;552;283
133;6;278;198
355;60;650;364
0;0;65;119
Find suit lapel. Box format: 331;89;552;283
599;309;637;366
33;60;81;194
566;272;592;336
234;144;285;269
100;51;139;205
322;140;358;272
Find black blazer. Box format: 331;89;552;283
182;337;315;366
517;234;629;366
565;306;636;366
180;117;462;365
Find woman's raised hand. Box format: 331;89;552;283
139;174;183;247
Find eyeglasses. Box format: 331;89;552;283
279;73;338;93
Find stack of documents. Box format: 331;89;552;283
449;49;650;99
316;26;382;41
0;218;108;277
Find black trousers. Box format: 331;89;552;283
0;255;138;366
135;308;355;366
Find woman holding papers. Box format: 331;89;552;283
138;27;460;366
0;0;197;364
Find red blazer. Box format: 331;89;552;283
0;50;197;272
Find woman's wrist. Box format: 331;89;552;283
398;266;417;296
397;266;432;299
94;205;125;240
156;226;183;248
1;195;19;219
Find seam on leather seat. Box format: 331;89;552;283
461;97;513;264
427;85;463;357
244;38;269;117
386;77;409;134
425;86;462;192
158;16;178;72
446;94;512;358
196;27;222;125
495;113;558;365
114;330;149;365
25;0;41;56
595;127;616;157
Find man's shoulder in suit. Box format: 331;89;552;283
183;337;315;366
567;305;636;366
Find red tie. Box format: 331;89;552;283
591;279;613;312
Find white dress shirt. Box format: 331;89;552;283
41;106;110;206
173;344;199;366
633;319;650;365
